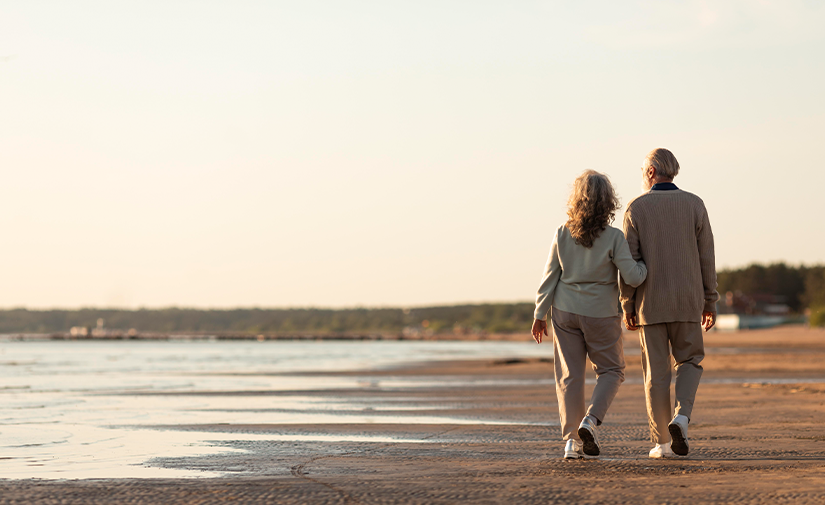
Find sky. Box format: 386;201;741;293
1;0;823;309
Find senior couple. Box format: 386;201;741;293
531;148;718;459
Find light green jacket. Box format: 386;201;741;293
535;225;647;320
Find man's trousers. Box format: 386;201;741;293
639;322;704;444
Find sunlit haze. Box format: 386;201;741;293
1;1;823;308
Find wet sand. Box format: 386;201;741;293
3;326;825;504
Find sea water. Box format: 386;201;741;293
0;339;551;479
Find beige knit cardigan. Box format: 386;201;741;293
619;188;719;325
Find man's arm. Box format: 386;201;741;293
697;206;719;329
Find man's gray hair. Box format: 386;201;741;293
644;148;680;179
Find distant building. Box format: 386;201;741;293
716;291;796;330
91;318;108;337
719;291;791;316
69;326;89;337
716;314;788;331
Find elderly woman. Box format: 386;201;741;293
532;170;647;459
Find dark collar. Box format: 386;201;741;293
650;182;678;191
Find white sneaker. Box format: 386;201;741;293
564;439;583;459
668;414;690;456
577;416;600;456
649;442;675;459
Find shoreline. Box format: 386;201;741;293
0;331;532;342
2;326;825;503
4;323;819;342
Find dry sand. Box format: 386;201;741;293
2;326;825;504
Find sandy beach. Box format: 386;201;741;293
2;326;825;504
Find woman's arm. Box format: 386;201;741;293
534;230;562;323
613;232;647;288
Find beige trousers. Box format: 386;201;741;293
639;322;704;444
551;308;625;441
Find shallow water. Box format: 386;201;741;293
2;340;820;480
0;340;551;479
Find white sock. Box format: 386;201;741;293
584;415;599;426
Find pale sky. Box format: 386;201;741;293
1;1;823;309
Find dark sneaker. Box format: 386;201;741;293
577;417;600;456
668;414;690;456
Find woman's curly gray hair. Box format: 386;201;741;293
565;170;621;248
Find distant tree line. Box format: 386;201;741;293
0;304;536;335
0;263;821;334
717;263;825;326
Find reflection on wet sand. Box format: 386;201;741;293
2;332;825;480
1;340;556;479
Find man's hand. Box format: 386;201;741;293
702;311;716;332
531;319;548;344
624;312;639;331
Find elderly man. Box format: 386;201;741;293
620;148;718;458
